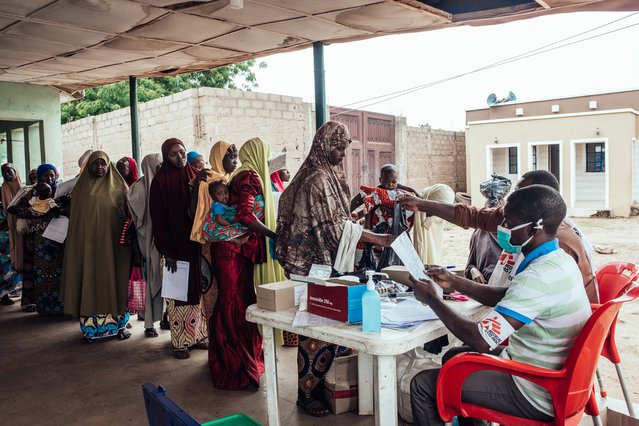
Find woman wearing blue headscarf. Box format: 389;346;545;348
8;163;67;315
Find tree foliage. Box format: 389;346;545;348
61;60;266;124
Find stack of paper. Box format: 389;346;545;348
380;298;438;330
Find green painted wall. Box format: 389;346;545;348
0;82;62;177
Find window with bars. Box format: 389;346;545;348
531;145;537;170
508;147;518;174
586;143;605;173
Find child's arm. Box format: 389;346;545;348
215;214;232;226
397;183;419;196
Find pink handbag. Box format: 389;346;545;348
127;267;146;314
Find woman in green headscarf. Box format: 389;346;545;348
60;151;132;343
207;137;284;390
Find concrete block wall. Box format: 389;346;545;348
404;127;466;193
61;88;314;178
61;88;465;192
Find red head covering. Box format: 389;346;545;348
149;138;201;305
125;157;139;186
270;171;285;192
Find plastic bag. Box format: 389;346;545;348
377;202;408;270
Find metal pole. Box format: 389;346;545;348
313;41;327;130
23;124;30;174
129;76;140;164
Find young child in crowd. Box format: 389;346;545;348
201;180;248;243
351;164;417;233
30;182;58;215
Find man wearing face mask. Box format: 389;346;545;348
399;170;598;303
408;185;591;426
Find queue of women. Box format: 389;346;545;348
0;120;446;417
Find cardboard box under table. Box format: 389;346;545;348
324;353;359;414
307;282;365;323
256;280;305;311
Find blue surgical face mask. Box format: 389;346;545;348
497;219;543;254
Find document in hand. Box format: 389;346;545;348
42;216;69;243
390;232;442;298
161;261;189;302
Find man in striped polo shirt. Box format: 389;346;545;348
409;185;591;426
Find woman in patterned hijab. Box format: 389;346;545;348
276;121;394;416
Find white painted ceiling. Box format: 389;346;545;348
0;0;637;95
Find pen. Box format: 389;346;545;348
445;265;456;269
388;292;415;298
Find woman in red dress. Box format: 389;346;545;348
207;137;284;390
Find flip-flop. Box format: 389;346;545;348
296;397;329;417
118;329;131;340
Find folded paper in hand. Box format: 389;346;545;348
161;261;189;302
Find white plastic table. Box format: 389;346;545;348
246;300;490;426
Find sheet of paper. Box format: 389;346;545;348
42;216;69;243
309;264;332;279
294;284;306;307
292;311;341;327
55;177;78;198
390;232;427;280
161;261;190;302
390;232;443;298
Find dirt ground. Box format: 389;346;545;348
440;216;639;403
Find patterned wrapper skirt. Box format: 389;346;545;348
166;298;208;349
80;312;130;339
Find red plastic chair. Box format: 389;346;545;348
436;285;639;426
591;262;639;417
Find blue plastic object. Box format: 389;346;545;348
142;382;261;426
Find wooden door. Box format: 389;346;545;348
329;108;395;194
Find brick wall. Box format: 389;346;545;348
405;127;466;193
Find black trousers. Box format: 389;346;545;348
409;346;554;426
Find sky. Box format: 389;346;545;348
253;11;639;131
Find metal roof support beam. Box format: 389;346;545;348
129;76;140;164
313;41;327;130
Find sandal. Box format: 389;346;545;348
126;322;132;329
118;329;131;340
144;328;158;338
296;396;329;417
22;304;36;313
192;340;209;350
81;337;95;344
174;348;190;359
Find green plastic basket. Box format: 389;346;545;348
201;413;261;426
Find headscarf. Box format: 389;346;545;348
124;157;139;186
412;183;455;266
230;137;285;285
60;151;131;316
127;153;163;301
1;163;24;271
270;171;285;192
149;138;201;305
36;163;58;196
187;151;202;164
77;149;93;176
276;121;352;275
190;141;234;243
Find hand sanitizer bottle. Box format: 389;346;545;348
362;270;381;332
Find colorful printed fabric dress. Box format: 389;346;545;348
0;210;22;298
201;197;263;242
